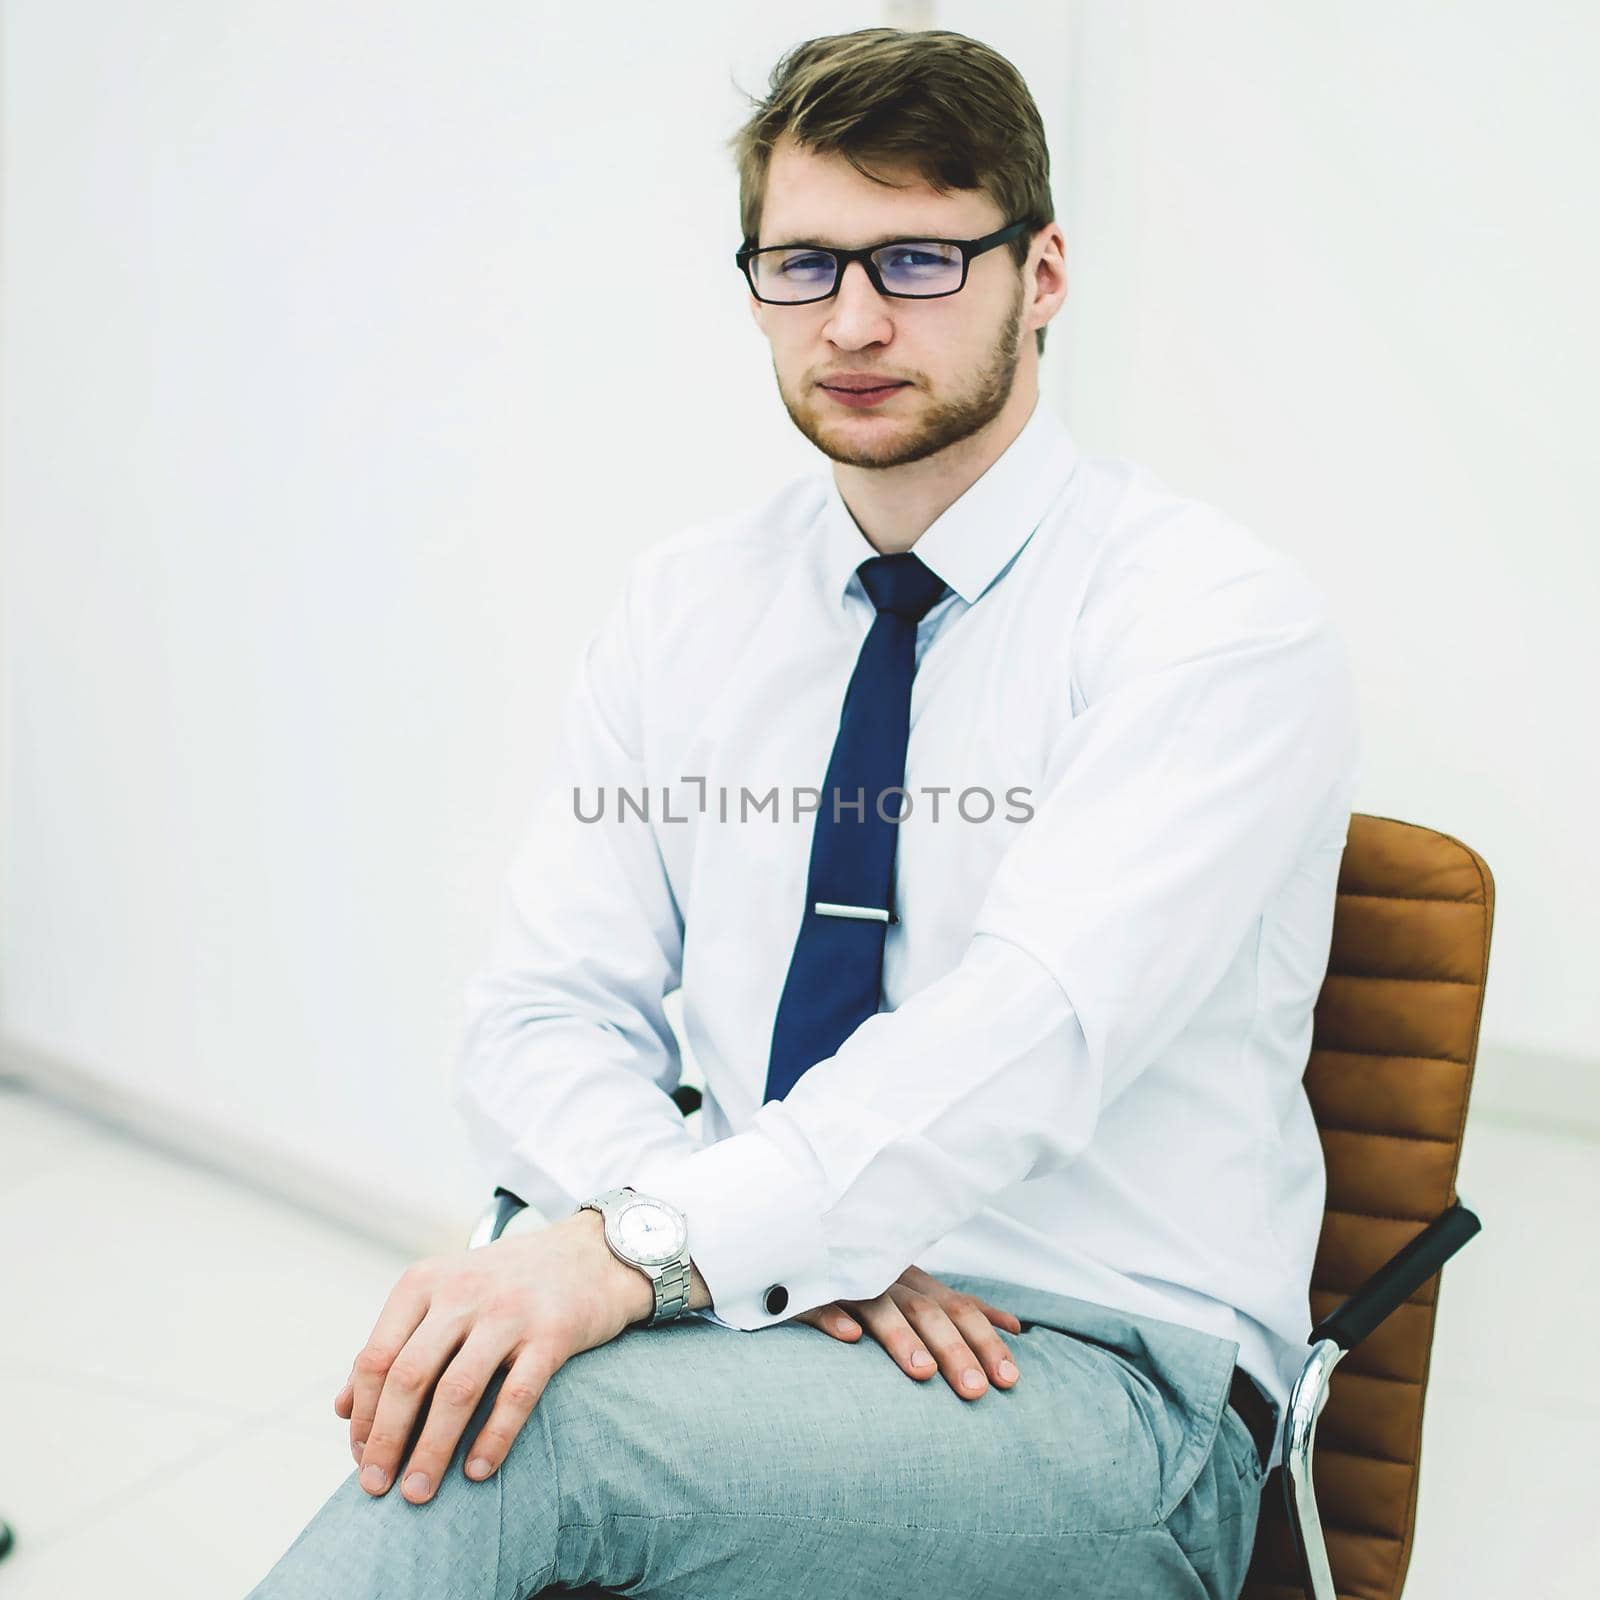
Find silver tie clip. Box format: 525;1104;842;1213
813;901;897;924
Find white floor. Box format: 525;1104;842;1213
0;1080;1594;1599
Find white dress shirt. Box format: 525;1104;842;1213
452;395;1361;1468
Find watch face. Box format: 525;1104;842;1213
614;1198;687;1265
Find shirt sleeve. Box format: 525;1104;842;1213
450;554;703;1223
637;528;1363;1330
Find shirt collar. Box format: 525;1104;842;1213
817;394;1080;611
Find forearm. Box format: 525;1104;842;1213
638;933;1085;1331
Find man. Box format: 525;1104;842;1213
248;25;1359;1600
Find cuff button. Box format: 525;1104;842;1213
763;1283;789;1315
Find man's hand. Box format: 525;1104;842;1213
792;1266;1023;1400
330;1209;655;1503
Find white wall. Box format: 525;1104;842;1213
0;1;1073;1242
1056;1;1599;1067
2;1;1591;1249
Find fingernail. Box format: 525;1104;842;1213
360;1464;388;1493
351;1440;364;1466
963;1367;985;1389
911;1348;933;1368
467;1456;494;1479
998;1359;1019;1381
403;1471;432;1499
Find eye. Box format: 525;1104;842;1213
777;251;834;277
881;247;946;270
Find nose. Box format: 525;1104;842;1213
824;258;893;345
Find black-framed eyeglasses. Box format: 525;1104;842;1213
735;218;1036;305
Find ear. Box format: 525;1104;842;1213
1031;223;1069;315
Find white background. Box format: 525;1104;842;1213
2;1;1594;1238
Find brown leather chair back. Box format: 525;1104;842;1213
1242;813;1495;1600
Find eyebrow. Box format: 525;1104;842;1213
761;232;936;250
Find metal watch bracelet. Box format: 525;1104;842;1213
649;1255;693;1325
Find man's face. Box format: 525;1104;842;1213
748;134;1033;471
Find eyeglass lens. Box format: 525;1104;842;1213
748;241;964;302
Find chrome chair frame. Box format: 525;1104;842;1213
1277;1197;1481;1600
468;1184;532;1250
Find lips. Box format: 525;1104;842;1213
821;381;907;393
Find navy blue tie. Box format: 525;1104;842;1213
763;551;950;1103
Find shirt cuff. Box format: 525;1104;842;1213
627;1118;832;1329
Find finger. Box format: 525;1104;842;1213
356;1312;466;1497
908;1292;1017;1395
461;1341;563;1483
848;1295;939;1383
395;1324;516;1503
978;1301;1024;1335
934;1291;1022;1391
793;1304;863;1341
334;1381;361;1467
347;1264;435;1469
896;1294;989;1399
894;1289;1006;1400
896;1268;1024;1337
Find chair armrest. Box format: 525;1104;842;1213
1279;1195;1482;1600
1309;1196;1481;1350
468;1186;530;1249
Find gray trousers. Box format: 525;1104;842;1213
244;1270;1268;1599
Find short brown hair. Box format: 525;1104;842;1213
726;27;1056;356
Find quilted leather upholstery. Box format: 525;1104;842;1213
1241;813;1495;1600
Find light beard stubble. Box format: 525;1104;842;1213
777;275;1027;471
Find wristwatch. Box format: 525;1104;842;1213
577;1186;693;1326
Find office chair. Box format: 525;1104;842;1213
471;812;1494;1600
1240;813;1491;1600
